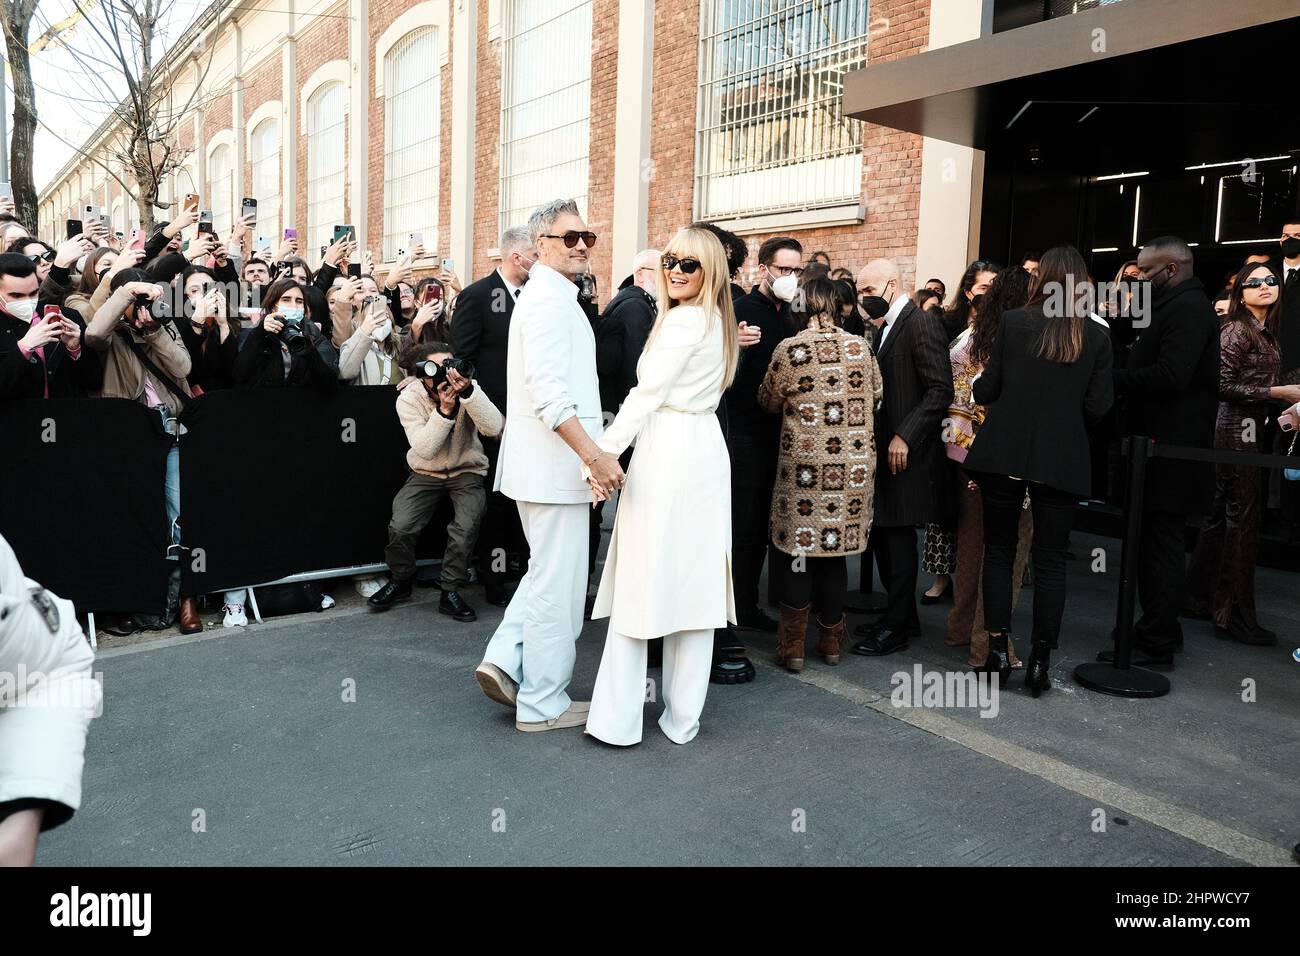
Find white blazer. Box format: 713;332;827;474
494;262;603;505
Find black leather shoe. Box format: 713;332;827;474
1096;648;1175;670
439;590;477;622
735;606;778;632
483;583;512;607
851;627;914;656
854;620;920;639
844;595;889;615
368;578;413;611
101;613;141;637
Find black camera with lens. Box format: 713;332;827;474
136;293;173;325
278;314;310;355
422;355;475;388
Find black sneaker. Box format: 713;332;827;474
368;578;413;611
439;590;477;622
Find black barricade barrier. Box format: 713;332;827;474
1076;435;1300;699
0;397;171;612
180;387;450;593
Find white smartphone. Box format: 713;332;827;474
441;258;454;273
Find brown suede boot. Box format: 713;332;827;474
179;597;202;635
775;604;809;672
816;615;847;665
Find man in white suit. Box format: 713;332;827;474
475;199;626;732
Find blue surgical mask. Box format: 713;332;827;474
280;307;305;324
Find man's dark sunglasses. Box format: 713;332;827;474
661;255;702;275
1242;275;1279;289
540;231;597;249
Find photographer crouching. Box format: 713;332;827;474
368;341;503;622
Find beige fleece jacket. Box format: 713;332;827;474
396;379;503;479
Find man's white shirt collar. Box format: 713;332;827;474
877;293;910;347
497;267;523;299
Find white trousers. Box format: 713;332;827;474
586;626;713;746
481;501;588;723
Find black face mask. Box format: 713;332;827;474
969;293;985;312
1281;237;1300;259
860;281;895;320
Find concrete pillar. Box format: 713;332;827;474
610;0;655;291
914;0;993;290
449;0;477;282
282;8;298;233
348;0;370;252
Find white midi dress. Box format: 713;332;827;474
587;303;736;639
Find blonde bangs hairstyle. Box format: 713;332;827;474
650;226;740;389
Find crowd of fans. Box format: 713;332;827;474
1;188;1297;684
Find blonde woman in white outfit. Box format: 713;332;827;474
584;226;740;745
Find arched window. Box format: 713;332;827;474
250;117;282;247
207;143;234;237
383;28;439;261
307;82;347;256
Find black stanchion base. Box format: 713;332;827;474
1073;662;1171;698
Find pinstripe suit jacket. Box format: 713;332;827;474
872;299;954;527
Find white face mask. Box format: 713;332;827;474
5;297;38;323
770;273;799;303
371;320;392;342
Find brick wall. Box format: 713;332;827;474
471;0;502;281
584;0;619;301
648;0;930;290
645;0;698;268
43;0;937;292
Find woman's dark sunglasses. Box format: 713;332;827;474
30;250;55;263
661;255;702;275
1242;275;1279;289
540;231;597;248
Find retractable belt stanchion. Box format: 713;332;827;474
1075;435;1172;698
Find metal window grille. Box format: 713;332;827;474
695;0;871;221
384;28;440;261
307;83;347;256
250;118;282;247
499;0;592;237
207;143;234;237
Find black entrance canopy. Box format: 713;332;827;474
843;0;1299;172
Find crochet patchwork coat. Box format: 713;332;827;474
757;314;883;557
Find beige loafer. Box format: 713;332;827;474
516;704;588;732
475;662;519;708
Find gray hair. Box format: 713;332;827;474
527;199;581;244
500;225;532;257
